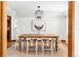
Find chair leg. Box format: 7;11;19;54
42;40;44;56
53;38;55;52
51;40;53;56
26;40;28;55
18;41;22;51
21;41;24;51
23;40;26;54
36;39;38;55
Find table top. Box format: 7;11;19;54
18;34;59;38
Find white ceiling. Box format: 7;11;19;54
8;1;68;17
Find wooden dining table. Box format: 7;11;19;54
18;34;59;52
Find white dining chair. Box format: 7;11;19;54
15;35;20;49
15;35;24;51
20;38;25;51
42;38;54;56
53;38;57;52
25;38;36;55
25;38;31;55
35;38;43;55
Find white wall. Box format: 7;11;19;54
75;2;79;57
15;15;68;41
8;8;68;43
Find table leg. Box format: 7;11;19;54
36;39;38;55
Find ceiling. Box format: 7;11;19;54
8;1;68;17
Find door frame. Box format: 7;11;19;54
0;1;7;57
0;1;74;57
68;1;74;57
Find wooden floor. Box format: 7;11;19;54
7;40;16;48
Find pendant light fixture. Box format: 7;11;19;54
34;6;44;19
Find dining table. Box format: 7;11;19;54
18;34;59;52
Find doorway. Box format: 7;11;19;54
7;15;11;41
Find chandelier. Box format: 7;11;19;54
34;6;44;19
